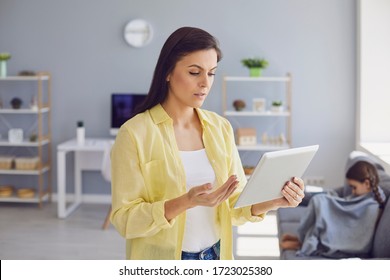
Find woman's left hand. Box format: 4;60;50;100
251;177;305;215
279;177;305;207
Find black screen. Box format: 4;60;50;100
111;93;147;128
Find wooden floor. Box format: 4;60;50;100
0;202;279;260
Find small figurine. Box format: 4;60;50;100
30;95;38;110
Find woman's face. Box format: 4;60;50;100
166;49;218;109
347;179;371;196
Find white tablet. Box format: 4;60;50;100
234;145;319;208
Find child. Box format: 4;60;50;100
280;161;386;258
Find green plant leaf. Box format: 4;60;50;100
241;57;268;68
0;53;11;61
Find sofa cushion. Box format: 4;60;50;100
280;249;301;260
280;249;327;260
278;222;300;237
371;198;390;258
277;207;308;223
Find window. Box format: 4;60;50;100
357;0;390;171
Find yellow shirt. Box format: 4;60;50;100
110;104;265;260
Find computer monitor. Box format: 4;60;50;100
110;93;147;136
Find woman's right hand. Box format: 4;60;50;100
164;175;239;221
186;175;239;208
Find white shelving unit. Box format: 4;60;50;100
225;74;292;260
222;73;292;152
0;72;52;207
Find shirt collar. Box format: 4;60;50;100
149;104;171;124
194;107;215;128
149;104;215;127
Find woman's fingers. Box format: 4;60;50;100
222;179;239;200
212;175;238;200
293;177;305;191
213;178;238;204
282;177;305;206
189;175;239;207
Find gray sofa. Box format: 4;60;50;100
277;151;390;259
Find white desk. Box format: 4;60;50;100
57;138;113;218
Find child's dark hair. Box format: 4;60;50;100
346;161;385;208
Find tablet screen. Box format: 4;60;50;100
234;145;319;208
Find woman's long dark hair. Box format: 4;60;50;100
346;161;385;208
132;27;222;117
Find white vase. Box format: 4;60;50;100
77;121;85;145
271;106;283;112
0;60;7;77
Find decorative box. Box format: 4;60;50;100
236;128;257;146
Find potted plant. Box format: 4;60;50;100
29;133;38;142
271;100;283;112
241;57;269;77
0;53;11;78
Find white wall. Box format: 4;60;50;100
0;0;357;191
358;0;390;143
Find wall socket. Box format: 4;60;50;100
303;176;325;187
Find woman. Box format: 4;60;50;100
281;161;386;258
110;26;305;260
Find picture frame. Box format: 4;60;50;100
253;98;266;112
8;128;23;143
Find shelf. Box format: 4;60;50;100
224;76;290;82
0;192;49;203
237;144;290;151
0;107;50;114
224;110;290;117
0;138;50;147
222;73;292;153
0;75;50;81
0;164;50;175
0;72;52;206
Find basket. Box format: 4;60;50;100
15;157;40;170
17;188;35;199
0;185;14;197
0;157;14;170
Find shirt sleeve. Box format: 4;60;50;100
110;125;175;239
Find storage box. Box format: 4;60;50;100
0;157;14;170
15;157;40;170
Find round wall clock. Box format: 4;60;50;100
124;19;153;48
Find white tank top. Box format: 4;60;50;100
180;149;219;252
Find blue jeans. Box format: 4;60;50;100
181;240;220;260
